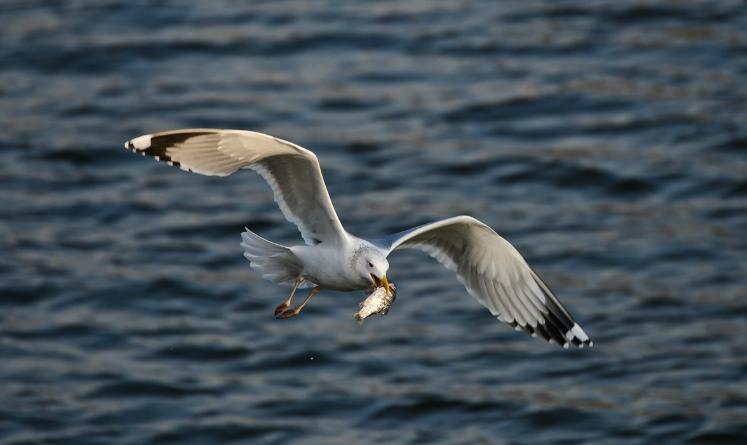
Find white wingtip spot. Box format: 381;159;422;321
568;324;590;342
563;342;569;349
126;134;153;152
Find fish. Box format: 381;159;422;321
353;283;397;326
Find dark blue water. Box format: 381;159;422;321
2;1;747;444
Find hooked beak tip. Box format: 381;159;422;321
371;274;390;293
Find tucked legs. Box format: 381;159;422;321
274;275;303;315
277;286;322;319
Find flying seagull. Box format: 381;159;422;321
125;129;592;348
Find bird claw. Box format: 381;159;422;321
274;302;290;315
276;307;300;319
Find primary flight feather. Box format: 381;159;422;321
125;128;592;348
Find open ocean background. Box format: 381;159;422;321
2;1;747;444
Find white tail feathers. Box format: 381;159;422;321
240;229;308;287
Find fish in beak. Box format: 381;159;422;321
371;274;390;294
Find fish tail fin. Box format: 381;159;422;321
353;313;364;325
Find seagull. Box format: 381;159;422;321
125;129;592;348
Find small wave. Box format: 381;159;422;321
86;379;217;399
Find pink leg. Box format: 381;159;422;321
277;286;322;319
274;276;303;315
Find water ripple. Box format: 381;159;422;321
2;1;746;444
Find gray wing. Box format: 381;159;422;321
125;129;346;246
374;215;592;348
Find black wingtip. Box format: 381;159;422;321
125;131;213;167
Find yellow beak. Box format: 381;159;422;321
371;274;390;293
381;275;390;293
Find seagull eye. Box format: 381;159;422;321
368;262;373;268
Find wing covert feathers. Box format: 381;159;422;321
381;216;592;348
125;129;346;246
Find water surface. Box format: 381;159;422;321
2;1;747;444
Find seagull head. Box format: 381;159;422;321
363;252;390;293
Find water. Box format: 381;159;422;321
2;1;747;444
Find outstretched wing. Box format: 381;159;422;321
125;129;346;246
374;215;592;348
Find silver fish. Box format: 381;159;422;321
353;283;397;325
